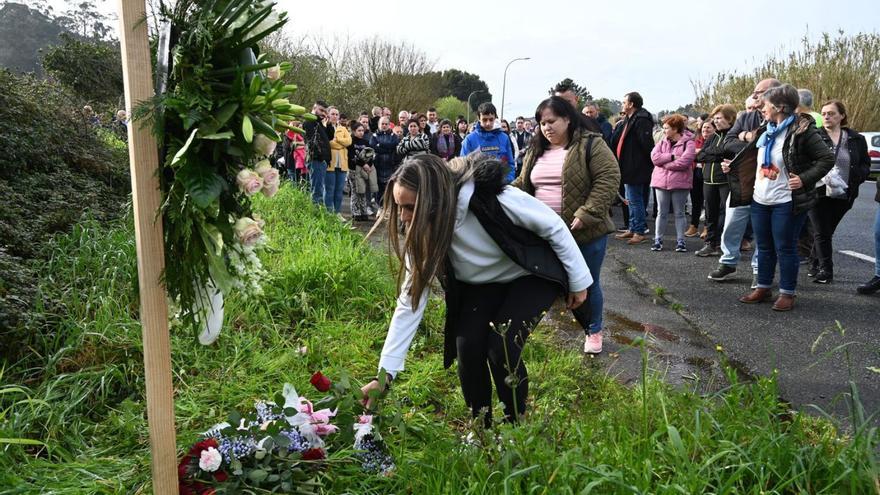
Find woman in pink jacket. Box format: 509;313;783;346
649;114;696;252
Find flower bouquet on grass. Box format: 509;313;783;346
178;372;394;494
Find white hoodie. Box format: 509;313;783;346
377;180;592;378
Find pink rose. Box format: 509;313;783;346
266;64;281;81
233;217;263;246
236;169;263;196
253;134;277;157
255;160;280;197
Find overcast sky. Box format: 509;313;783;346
63;0;879;117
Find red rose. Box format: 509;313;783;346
309;371;332;392
301;448;326;461
188;438;218;456
213;470;228;482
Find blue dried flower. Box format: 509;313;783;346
279;429;308;453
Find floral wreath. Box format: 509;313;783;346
138;0;314;339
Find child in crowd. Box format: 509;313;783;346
286;120;307;183
349;122;378;220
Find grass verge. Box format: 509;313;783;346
1;185;877;494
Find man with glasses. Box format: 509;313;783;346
708;78;782;285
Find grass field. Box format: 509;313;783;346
1;185;877;494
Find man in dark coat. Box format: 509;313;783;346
303;100;331;205
610;91;654;244
369;116;400;206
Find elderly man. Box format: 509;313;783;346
708;78;782;285
397;110;410;130
797;88;823;127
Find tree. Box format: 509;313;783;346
592;97;622;118
42;33;123;107
433;96;468;123
549;77;592;106
439;69;489;101
56;0;113;40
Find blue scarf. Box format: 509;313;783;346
755;114;795;169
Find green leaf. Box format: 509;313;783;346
667;425;686;458
213;102;239;127
177;161;226;208
249;469;269;483
0;438;46;447
248;72;262;96
228;410;242;427
171;128;199;166
199;131;235;140
242;115;254;143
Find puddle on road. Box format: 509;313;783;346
541;302;737;394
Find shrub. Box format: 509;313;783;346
693;31;880;130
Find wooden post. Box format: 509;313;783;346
116;0;179;493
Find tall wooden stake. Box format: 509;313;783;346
116;0;178;493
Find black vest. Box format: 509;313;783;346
438;188;589;368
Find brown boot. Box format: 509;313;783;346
740;240;753;252
772;294;795;311
615;230;634;239
627;233;647;245
685;225;699;237
738;288;773;304
699;227;708;240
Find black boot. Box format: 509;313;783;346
856;276;880;295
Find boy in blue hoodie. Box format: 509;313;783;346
460;102;516;182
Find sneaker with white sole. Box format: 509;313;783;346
708;264;736;281
584;332;603;354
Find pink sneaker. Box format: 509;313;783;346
583;332;603;354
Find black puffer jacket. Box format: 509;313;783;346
695;129;730;185
610;107;655;184
817;127;871;202
728;114;835;215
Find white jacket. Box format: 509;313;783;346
377;180;592;377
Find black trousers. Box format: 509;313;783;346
808;195;853;273
690;169;704;227
455;275;560;427
703;183;729;248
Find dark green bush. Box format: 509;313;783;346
0;69;130;363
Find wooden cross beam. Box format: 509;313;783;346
116;0;178;493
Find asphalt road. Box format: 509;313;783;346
601;180;879;423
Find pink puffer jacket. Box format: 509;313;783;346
650;131;696;190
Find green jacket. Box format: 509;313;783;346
512;130;621;244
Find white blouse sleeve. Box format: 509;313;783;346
377;260;430;379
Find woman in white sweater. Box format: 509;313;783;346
360;154;591;426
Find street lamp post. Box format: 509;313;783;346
466;90;486;124
500;57;530;121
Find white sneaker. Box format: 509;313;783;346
584;332;603;354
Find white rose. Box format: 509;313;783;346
198;447;222;472
236;169;263;196
253;134;277;157
233;217;263;246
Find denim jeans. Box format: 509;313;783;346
307;160;327;205
719;199;758;273
324;169;347;213
654;189;689;242
874;205;880;277
624;183;648;234
578;235;608;334
751;201;807;294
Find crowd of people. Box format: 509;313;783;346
271;79;879;426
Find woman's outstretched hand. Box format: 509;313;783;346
360;379;384;410
567;289;588;309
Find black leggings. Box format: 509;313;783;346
690;168;704;227
455;275;560;427
703;183;729;247
808;195;852;273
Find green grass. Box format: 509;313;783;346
1;185;877;494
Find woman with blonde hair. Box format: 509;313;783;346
360;154;591;427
